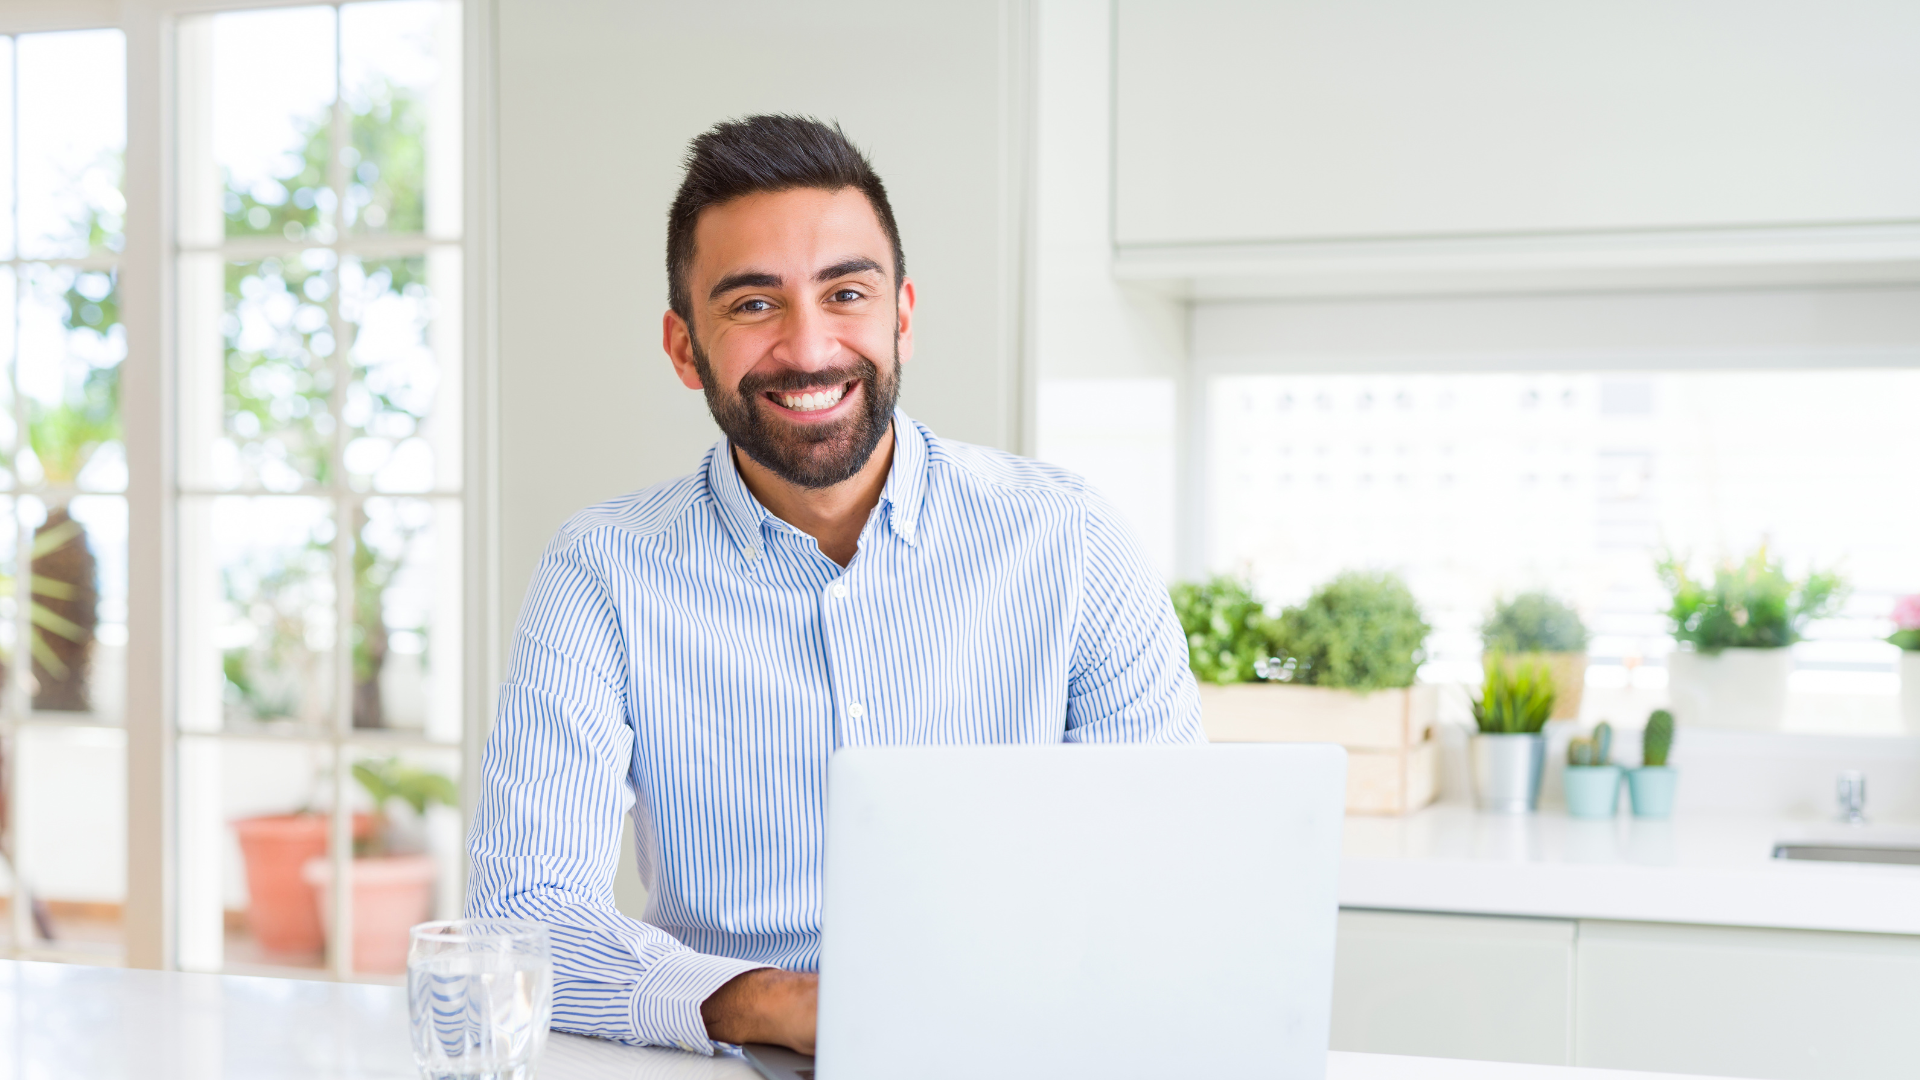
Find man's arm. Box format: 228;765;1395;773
1063;489;1208;743
466;528;772;1053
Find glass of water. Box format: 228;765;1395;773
408;919;553;1080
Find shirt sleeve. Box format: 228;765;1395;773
1063;487;1208;744
466;528;769;1054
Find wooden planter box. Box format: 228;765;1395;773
1197;683;1439;815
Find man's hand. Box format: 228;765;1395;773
701;968;819;1053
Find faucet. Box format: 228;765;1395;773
1836;770;1867;826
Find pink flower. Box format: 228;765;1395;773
1896;594;1920;631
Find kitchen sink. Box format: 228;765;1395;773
1772;842;1920;866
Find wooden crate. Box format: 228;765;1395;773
1198;683;1439;816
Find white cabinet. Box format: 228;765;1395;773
1575;921;1920;1080
1331;910;1574;1065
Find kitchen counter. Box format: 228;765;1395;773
1342;804;1920;935
0;960;1726;1079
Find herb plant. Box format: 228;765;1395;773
1170;576;1280;685
1481;591;1589;654
1270;571;1430;691
1656;546;1846;653
1470;654;1557;735
352;757;458;856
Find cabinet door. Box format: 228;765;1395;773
1332;910;1575;1065
1576;921;1920;1080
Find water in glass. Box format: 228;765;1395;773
408;919;552;1080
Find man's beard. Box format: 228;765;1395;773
691;335;902;490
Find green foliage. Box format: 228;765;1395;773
1642;709;1675;768
1892;630;1920;651
1270;571;1430;690
353;757;457;818
1482;591;1589;654
1470;654;1557;735
1656;547;1846;652
1170;576;1280;685
1569;720;1614;767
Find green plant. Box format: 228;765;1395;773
1568;721;1614;767
1482;591;1588;654
1268;571;1430;691
352;757;457;856
1170;576;1281;685
1470;654;1557;735
1642;709;1674;768
1656;546;1846;653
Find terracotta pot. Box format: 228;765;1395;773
303;853;437;974
231;813;373;956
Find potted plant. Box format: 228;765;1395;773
1657;546;1846;731
302;757;456;973
1481;591;1589;721
1469;654;1555;814
1176;572;1436;814
232;810;373;957
1628;709;1678;818
1892;595;1920;733
1564;721;1621;818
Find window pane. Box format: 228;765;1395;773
19;266;124;494
342;0;460;237
353;498;458;740
0;38;15;260
185;496;336;733
210;8;337;244
343;254;456;492
0;268;18;475
1207;369;1920;735
12;723;125;961
339;742;463;975
217;254;338;491
17;31;125;259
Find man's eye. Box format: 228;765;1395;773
830;289;863;303
736;298;773;314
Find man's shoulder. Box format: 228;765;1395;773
550;455;716;554
920;424;1092;509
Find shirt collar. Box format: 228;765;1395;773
705;407;929;562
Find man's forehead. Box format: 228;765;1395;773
692;187;893;280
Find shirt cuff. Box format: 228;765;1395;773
631;949;775;1055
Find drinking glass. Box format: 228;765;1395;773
408;919;553;1080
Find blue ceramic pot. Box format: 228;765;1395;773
1564;764;1622;818
1628;766;1678;818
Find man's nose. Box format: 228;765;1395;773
774;299;839;373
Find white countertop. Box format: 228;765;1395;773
1342;804;1920;935
0;960;1723;1079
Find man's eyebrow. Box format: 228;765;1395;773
709;270;781;301
814;257;884;282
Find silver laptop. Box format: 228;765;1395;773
745;743;1347;1080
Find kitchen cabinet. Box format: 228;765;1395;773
1575;920;1920;1080
1331;910;1575;1065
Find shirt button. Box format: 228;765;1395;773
831;581;849;599
848;702;866;718
744;547;759;562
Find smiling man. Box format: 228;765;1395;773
466;115;1204;1056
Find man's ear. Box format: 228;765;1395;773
663;310;706;390
894;278;916;364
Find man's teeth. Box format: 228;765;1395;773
778;385;846;412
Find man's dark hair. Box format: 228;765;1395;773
667;115;906;322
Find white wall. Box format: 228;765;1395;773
1115;0;1920;247
492;0;1031;632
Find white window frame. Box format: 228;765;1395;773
0;0;497;974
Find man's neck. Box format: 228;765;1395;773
733;422;896;568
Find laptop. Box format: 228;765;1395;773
744;742;1347;1080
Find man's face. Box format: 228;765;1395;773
664;186;915;490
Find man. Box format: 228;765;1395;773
467;115;1203;1056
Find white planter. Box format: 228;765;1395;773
1902;651;1920;735
1665;647;1792;731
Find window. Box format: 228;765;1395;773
0;26;130;963
171;1;463;979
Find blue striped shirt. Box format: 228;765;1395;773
466;410;1204;1053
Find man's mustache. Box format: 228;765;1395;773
738;362;877;397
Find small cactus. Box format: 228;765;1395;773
1568;721;1614;767
1643;709;1675;768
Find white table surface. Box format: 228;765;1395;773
0;960;1724;1080
1341;804;1920;935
